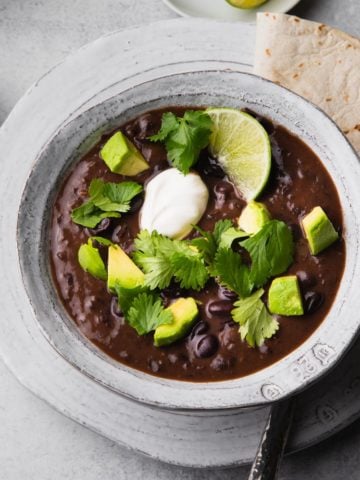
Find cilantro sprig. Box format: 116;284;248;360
71;179;143;228
232;289;279;347
133;230;209;291
212;248;253;298
191;219;234;264
240;220;294;287
127;292;173;335
149;110;213;174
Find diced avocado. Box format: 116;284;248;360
78;240;107;281
107;244;144;292
238;201;271;234
301;206;339;255
268;275;304;316
154;297;198;347
100;132;150;176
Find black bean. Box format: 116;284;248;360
128;194;144;214
219;323;237;348
161;283;185;299
110;296;123;319
304;291;324;314
122;240;134;255
207;300;234;316
124;124;136;138
64;273;74;287
210;354;235;371
56;251;67;261
85;217;111;236
111;224;130;243
218;287;238;301
190;321;209;339
136;113;159;139
259;118;275;135
197;155;225;178
195;334;219;358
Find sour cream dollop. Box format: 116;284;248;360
139;168;209;239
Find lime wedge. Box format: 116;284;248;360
206;108;271;201
226;0;268;8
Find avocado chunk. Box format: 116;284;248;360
268;275;304;316
78;239;107;281
154;297;198;347
301;206;338;255
107;244;145;292
238;201;271;234
100;132;150;176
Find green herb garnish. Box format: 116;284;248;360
231;289;279;347
241;220;294;287
114;284;145;315
71;179;142;228
212;248;253;298
218;226;249;249
133;230;209;291
191;219;234;264
149;110;213;174
127;292;173;335
71;202;118;229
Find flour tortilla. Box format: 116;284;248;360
254;13;360;154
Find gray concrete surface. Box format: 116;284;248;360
1;0;360;478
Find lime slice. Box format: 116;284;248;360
226;0;268;8
206;108;271;201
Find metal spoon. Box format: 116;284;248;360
248;397;296;480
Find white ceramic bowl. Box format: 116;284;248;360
162;0;301;22
17;70;360;410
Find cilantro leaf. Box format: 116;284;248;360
191;227;218;265
213;219;233;244
241;220;294;287
149;110;213;174
71;201;120;228
171;252;209;290
133;231;176;289
149;112;179;142
90;179;143;213
134;255;174;290
127;292;173;335
212;248;253;298
231;289;279;347
191;220;234;264
71;179;142;227
133;230;209;291
219;227;249;249
114;284;145;315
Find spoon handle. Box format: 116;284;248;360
247;398;296;480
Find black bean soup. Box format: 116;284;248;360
50;107;345;381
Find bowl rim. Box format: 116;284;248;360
17;69;360;410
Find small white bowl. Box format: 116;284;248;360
162;0;301;22
17;70;360;410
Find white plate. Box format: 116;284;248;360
162;0;301;22
1;18;360;468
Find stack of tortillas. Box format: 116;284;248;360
254;13;360;154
